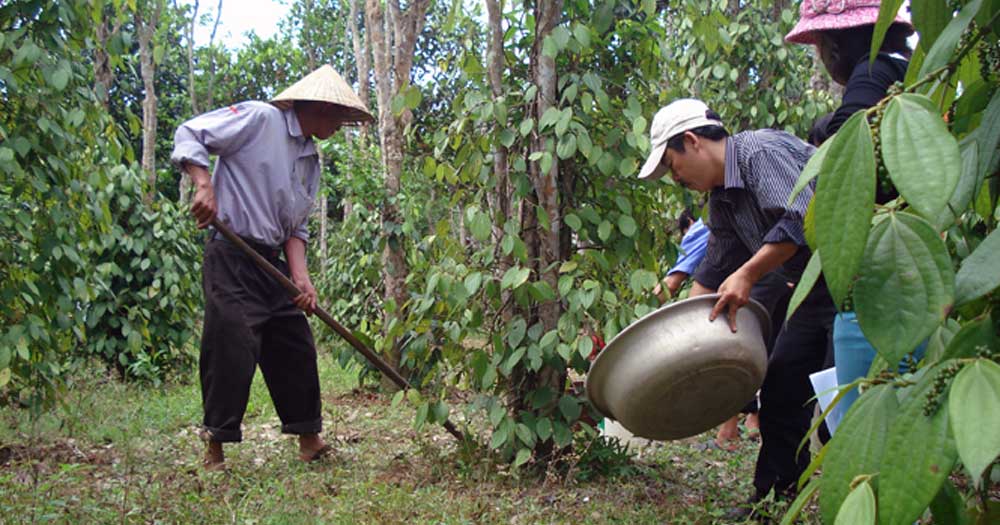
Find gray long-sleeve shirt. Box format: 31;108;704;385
170;101;319;247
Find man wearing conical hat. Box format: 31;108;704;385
170;65;372;469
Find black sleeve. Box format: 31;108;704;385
826;55;907;135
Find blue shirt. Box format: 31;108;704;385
170;101;320;247
668;219;708;276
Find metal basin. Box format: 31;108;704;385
586;294;770;441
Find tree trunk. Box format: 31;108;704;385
531;0;562;334
508;0;566;449
365;0;430;386
136;0;163;204
93;8;122;109
485;0;514;312
205;0;223;109
351;0;371;138
180;0;200;115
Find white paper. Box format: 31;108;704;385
809;367;842;436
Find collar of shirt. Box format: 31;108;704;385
711;134;745;205
723;135;744;190
281;107;318;157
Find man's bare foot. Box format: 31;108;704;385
298;433;332;462
203;440;225;470
714;416;741;451
745;412;760;436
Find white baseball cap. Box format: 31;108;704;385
637;98;724;180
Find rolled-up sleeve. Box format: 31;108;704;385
170;104;265;168
292;220;310;242
746;151;811;247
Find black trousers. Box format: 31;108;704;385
200;237;322;442
740;271;795;414
752;281;836;499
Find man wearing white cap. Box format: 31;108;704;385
170;65;373;469
638;99;837;510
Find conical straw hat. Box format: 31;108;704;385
271;64;374;124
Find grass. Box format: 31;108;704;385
0;350;817;524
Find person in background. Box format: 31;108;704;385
653;209;709;303
786;0;916;425
171;65;374;469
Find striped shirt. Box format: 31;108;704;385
693;130;815;289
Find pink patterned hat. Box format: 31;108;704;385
785;0;913;45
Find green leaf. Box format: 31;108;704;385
598;220;612;241
558;395;581;422
869;0;905;66
617;215;637;237
924;319;961;363
948;360;1000;485
786;250;821;321
814;112;876;307
878;361;958;525
464;272;483;296
501;267;531;290
556;133;577;159
911;0;951;51
499;129;515;148
535;417;553;441
0;368;9;388
552;421;573;448
855;213;955;366
539;107;561;130
390;389;405;409
564;213;582;231
917;0;983;80
787;136;832;206
489;425;509;449
468;211;491;242
940;314;997;361
507;317;527;348
489;403;506;427
515;423;535;447
929;479;974;525
573;23;590;48
513;447;531;467
629;269;658;295
404;85;422;109
969;90;1000;181
834;481;876;525
49;61;70;91
954;227;1000;306
820;384;899;523
577;336;593;359
934;142;979;230
881;94;961;220
519;118;534;136
415;402;429;428
432;401;449;423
